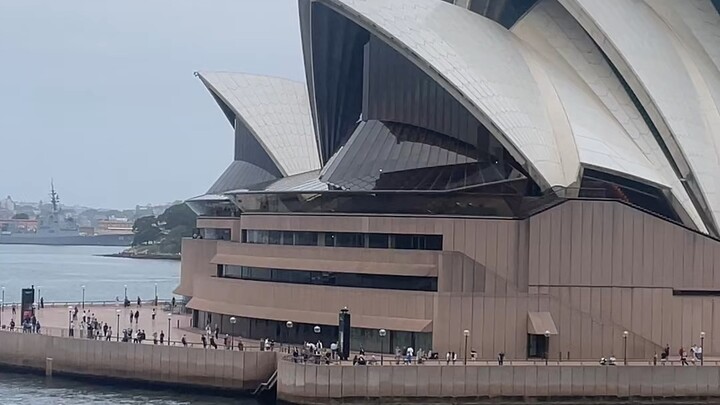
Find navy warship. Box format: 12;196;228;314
0;184;132;246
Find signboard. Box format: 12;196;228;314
21;288;34;321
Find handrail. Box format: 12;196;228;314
0;327;270;351
0;299;178;307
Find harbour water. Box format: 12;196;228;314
0;371;255;404
0;244;179;303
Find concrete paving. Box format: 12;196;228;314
26;304;202;344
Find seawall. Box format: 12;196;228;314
278;358;720;403
0;331;276;393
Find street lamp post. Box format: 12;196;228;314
116;309;121;341
463;329;470;365
81;285;86;309
623;331;629;365
124;284;127;300
544;330;550;366
379;329;387;365
67;306;73;337
314;325;321;345
701;331;706;366
167;314;172;346
230;317;237;350
154;283;158;306
286;321;294;353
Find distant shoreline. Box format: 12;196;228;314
97;252;180;261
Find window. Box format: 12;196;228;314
268;231;282;245
336;232;364;247
199;228;231;240
394;234;442;250
242;229;442;251
281;231;295;245
368;233;389;248
219;265;437;292
294;232;318;246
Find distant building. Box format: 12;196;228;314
0;196;15;212
95;219;133;235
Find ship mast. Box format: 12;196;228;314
50;180;60;214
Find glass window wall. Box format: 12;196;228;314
243;229;442;251
220;265;437;292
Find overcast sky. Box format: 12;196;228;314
0;0;304;209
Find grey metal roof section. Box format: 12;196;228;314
186;194;230;202
316;0;580;192
197;72;321;176
321;120;523;191
225;170;328;193
206;160;279;195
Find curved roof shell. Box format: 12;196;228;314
197;72;321;177
512;0;706;231
557;0;720;232
306;0;707;227
306;0;581;190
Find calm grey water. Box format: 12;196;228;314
0;244;179;303
0;371;256;404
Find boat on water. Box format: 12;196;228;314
0;183;132;247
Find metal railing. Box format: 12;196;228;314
0;326;270;351
0;299;188;315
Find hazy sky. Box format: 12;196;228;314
0;0;304;209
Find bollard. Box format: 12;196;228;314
45;357;53;377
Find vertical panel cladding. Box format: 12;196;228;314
364;36;483;150
311;3;369;163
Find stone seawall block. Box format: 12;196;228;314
0;331;275;392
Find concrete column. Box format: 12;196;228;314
45;357;53;377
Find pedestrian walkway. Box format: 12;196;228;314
27;304;200;345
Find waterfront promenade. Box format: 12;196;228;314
32;302;201;344
0;329;276;393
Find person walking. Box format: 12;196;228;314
159;331;165;345
134;310;139;324
137;296;142;307
680;347;689;366
151;308;156;321
181;334;187;347
201;334;207;349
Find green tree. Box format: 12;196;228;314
158;203;196;230
132;215;161;246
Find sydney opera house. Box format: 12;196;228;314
177;0;720;360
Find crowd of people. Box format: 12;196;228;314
658;343;704;366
